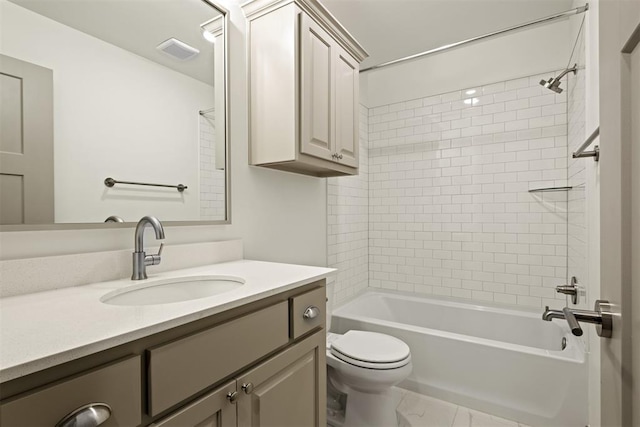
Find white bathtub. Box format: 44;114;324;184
331;291;587;427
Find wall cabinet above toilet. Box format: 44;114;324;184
242;0;368;177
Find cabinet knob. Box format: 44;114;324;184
303;305;320;319
331;153;338;159
56;403;112;427
226;391;238;403
242;382;254;394
338;154;343;159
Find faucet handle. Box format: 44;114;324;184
145;243;164;266
556;276;579;304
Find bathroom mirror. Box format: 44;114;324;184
0;0;230;229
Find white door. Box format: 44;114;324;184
598;2;640;425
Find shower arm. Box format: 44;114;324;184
554;64;578;81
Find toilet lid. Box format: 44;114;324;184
330;331;410;366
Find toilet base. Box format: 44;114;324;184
343;387;398;427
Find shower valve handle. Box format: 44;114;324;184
555;276;579;304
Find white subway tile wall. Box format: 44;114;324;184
199;114;226;220
327;70;588;310
328;106;369;307
567;27;587;307
367;73;569;308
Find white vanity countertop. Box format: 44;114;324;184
0;260;335;383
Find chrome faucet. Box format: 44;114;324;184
542;301;613;338
132;216;165;280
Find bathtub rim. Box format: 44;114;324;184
331;290;587;363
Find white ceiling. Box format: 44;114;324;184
9;0;222;85
321;0;576;69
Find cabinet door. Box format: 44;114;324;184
334;46;359;168
300;13;335;162
151;380;237;427
237;331;326;427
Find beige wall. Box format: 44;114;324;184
0;0;328;268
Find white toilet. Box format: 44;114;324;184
326;286;412;427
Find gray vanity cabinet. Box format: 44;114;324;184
0;281;327;427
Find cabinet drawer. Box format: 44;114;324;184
0;356;141;427
148;301;289;416
290;286;326;339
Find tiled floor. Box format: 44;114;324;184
396;388;532;427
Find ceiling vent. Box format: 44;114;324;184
156;38;199;61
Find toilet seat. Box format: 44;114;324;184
329;331;411;369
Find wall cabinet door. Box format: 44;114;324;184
334;45;359;168
237;331;325;427
151;380;237;427
300;12;334;162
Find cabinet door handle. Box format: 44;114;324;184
303;305;320;319
226;391;238;403
56;403;112;427
242;382;254;394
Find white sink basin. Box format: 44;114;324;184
100;275;245;306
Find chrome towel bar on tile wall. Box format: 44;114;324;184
573;127;600;161
528;186;573;193
104;177;187;192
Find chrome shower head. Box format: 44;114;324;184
539;77;564;93
539;64;578;94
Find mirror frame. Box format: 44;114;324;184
0;0;231;232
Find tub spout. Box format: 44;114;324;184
542;306;565;321
541;303;614;338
